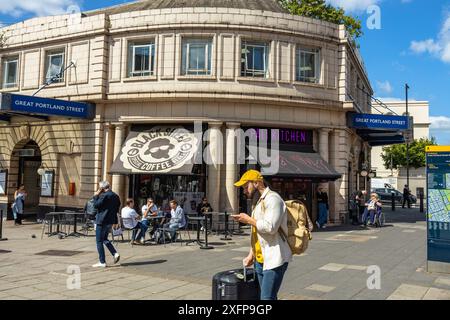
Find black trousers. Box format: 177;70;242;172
402;198;411;208
15;214;22;225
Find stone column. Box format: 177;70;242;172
331;129;351;224
207;122;223;213
102;123;115;182
224;122;240;214
111;124;127;203
328;129;338;222
319;128;331;192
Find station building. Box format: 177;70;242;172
0;0;378;224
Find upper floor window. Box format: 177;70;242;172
2;56;19;89
128;41;155;77
296;47;321;83
45;50;65;84
181;38;212;76
241;41;269;78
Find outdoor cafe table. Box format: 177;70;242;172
64;212;87;238
188;216;213;249
44;212;67;238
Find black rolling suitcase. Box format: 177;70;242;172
212;267;260;300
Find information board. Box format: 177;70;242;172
426;146;450;266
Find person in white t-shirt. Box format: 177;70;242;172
121;198;146;245
141;198;159;238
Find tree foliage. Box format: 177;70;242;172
279;0;363;39
381;138;437;170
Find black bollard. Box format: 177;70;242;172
420;192;424;213
391;192;396;211
0;210;8;241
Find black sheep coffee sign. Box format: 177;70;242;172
121;127;199;173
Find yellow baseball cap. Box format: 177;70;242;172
234;170;264;187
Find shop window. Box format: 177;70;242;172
2;56;19;89
45;50;65;84
128;41;155;77
181;38;212;75
296;47;321;83
241;41;269;78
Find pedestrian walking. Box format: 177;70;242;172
349;191;360;225
402;185;412;209
12;185;26;226
92;181;121;268
232;170;292;300
316;187;329;229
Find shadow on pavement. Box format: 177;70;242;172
121;260;167;267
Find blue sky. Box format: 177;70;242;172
0;0;449;144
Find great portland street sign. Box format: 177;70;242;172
0;93;96;120
349;113;410;130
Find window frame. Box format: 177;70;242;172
241;41;269;78
181;38;212;76
44;50;65;84
2;56;19;89
128;41;155;78
295;47;321;84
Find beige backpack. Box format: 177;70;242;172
261;195;314;255
282;200;314;255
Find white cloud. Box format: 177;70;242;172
0;0;79;17
410;39;441;54
326;0;381;12
430;116;450;130
430;116;450;145
410;13;450;63
376;80;393;94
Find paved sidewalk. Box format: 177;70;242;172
0;207;450;300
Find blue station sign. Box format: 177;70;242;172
0;93;95;120
350;113;410;130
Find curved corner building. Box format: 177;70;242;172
0;0;373;224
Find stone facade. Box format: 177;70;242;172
0;4;372;224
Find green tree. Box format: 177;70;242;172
381;138;437;170
279;0;363;39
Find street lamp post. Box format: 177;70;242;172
405;83;410;188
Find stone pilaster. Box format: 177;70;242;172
206;122;223;213
111;124;127;203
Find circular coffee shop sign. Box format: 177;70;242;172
121;127;199;173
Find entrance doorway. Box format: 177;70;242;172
14;141;42;214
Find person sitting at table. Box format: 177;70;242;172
121;198;147;245
161;200;186;242
141;198;159;238
197;197;213;231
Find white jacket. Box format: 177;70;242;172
253;188;292;271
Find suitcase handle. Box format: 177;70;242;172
243;266;255;282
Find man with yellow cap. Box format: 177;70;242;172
232;169;292;300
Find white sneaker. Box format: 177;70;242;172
140;238;145;245
321;225;327;229
92;262;106;268
114;253;120;264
